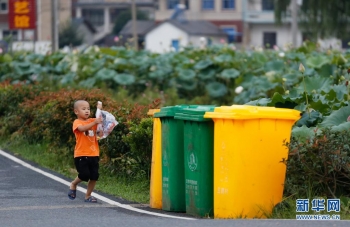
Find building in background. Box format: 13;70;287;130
145;19;227;53
72;0;155;43
0;0;71;41
242;0;345;50
155;0;242;44
242;0;302;48
139;4;227;53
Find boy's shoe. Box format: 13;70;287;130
68;189;76;200
84;196;97;203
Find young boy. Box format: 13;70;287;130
68;100;103;203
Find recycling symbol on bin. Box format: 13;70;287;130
188;152;197;171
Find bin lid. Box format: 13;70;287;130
203;105;301;120
153;105;190;118
147;109;160;116
174;105;216;122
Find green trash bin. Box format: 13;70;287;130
154;105;189;212
175;106;215;217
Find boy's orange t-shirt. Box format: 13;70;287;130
73;118;100;158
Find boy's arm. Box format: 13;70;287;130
76;118;102;132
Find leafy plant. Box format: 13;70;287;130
285;128;350;198
121;117;154;179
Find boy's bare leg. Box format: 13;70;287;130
85;180;96;199
70;177;82;190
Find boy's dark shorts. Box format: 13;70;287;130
74;156;99;182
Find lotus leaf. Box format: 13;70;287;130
194;59;213;70
331;122;350;131
206;82;227;98
214;54;233;63
60;73;76;85
79;77;96;88
113;73;135;85
198;68;216;80
296;76;332;94
295;111;322;127
179;80;197;91
285;52;306;61
282;73;300;86
291;125;316;143
220;68;240;79
114;58;128;65
329;85;348;101
12;61;33;76
264;60;284;72
317;64;334;77
244;98;271;106
95;68;117;80
177;69;196;81
319;105;350;128
306;55;330;69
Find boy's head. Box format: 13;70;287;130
74;100;90;120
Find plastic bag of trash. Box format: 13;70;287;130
95;101;118;140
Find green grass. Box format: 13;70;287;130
0;137;150;204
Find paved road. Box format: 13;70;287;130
0;149;349;227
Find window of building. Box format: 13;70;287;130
262;0;274;11
202;0;214;10
0;0;8;13
82;9;104;27
167;0;189;9
263;32;276;48
222;0;235;9
2;30;18;41
222;27;235;43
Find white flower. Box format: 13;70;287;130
235;86;244;94
94;46;100;52
150;65;156;71
279;52;285;57
71;62;78;72
199;37;206;43
265;71;276;77
299;63;305;73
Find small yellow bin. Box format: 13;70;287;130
204;105;301;219
147;109;162;209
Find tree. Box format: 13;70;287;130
112;9;149;35
59;21;84;48
274;0;350;40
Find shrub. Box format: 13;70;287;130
13;87;160;178
121;117;153;179
0;82;41;136
285;128;350;198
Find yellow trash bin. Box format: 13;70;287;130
147;109;162;209
204;105;301;219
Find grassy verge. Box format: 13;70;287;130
0;137;150;204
